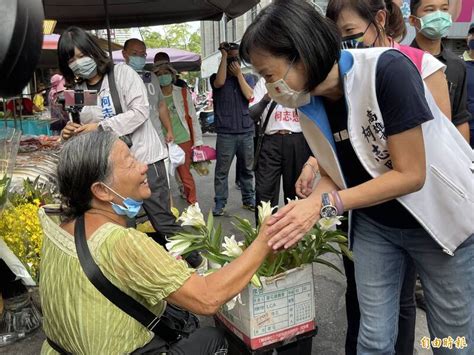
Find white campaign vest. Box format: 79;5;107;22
299;48;474;255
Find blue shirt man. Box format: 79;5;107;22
210;42;255;216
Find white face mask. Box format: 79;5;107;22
264;60;311;108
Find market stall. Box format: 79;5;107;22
0;128;60;347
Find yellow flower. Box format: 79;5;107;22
0;202;43;281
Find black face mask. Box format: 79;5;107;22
340;23;378;49
341;32;367;49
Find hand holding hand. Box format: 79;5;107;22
266;196;321;250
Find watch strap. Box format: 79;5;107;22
321;192;331;207
331;190;344;215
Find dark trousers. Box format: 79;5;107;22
342;254;416;355
132;326;228;354
254;132;311;220
144;160;202;268
143;160;183;241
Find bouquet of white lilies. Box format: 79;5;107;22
166;201;351;282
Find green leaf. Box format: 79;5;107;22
212;222;223;250
181;244;205;257
203;252;233;265
206;210;214;233
339;244;353;260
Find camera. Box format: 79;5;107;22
63;90;98;124
218;42;239;52
64;90;98;107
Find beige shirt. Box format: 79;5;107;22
78;63;167;164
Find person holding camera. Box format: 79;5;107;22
210;42;255;216
58;27;187;254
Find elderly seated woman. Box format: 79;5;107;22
39;131;275;354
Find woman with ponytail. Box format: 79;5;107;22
327;0;452;120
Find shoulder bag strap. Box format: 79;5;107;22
253;100;277;171
108;65;123;115
108;65;134;147
74;215;161;331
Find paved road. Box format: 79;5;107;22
2;133;432;354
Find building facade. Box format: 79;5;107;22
200;0;472;78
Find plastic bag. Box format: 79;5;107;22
167;142;185;176
192;145;216;162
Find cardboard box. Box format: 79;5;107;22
216;264;315;350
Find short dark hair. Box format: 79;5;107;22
58;26;112;84
327;0;406;41
410;0;423;15
154;51;170;63
239;0;341;92
123;38;145;50
57;131;118;219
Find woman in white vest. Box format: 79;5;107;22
325;0;453;353
239;1;473;354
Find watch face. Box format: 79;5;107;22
321;206;337;218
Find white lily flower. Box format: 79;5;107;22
318;216;343;231
286;196;299;204
257;201;277;225
165;239;191;257
178;203;206;227
225;293;244;311
221;235;244;258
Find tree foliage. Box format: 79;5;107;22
141;23;201;86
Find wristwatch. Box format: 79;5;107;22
320;192;338;218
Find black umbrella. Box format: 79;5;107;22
43;0;259;31
44;0;259;60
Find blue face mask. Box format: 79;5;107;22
103;184;143;218
128;56;147;71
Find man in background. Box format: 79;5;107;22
210;42;255;216
409;0;471;142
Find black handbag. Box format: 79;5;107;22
47;215;198;354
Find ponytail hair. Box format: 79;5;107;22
384;0;407;41
326;0;407;42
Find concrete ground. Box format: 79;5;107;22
1;133;433;354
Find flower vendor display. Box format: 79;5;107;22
0;176;55;284
0;128;21;212
166;201;351;350
0;129;46;347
